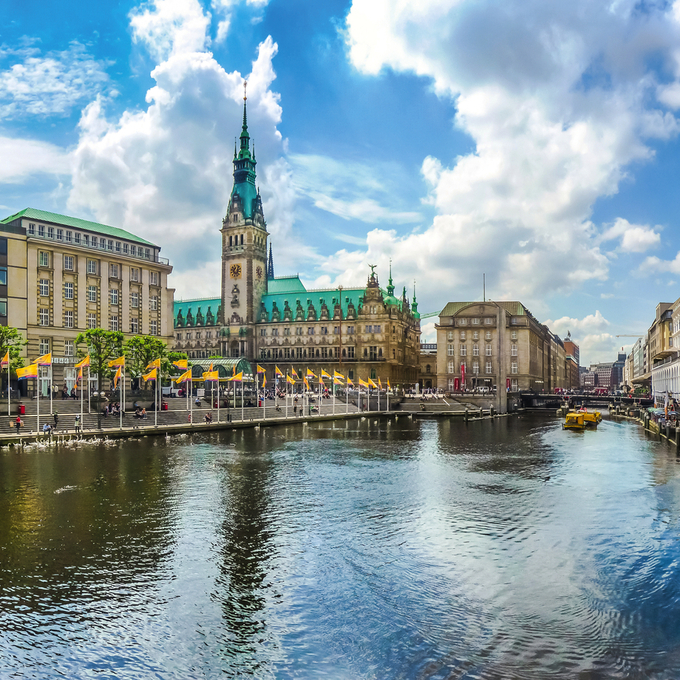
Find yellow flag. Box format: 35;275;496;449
109;355;126;368
262;374;267;387
286;374;295;384
333;370;344;379
387;378;391;390
114;365;122;388
36;352;52;366
75;355;90;368
202;370;218;382
17;363;38;380
347;378;354;387
0;351;9;368
358;378;369;388
275;366;284;377
209;362;214;372
174;369;192;384
368;378;378;388
378;377;382;389
77;367;83;383
321;369;331;379
304;376;310;390
145;357;160;370
230;372;243;382
333;376;343;385
142;367;157;382
306;368;316;378
172;359;188;370
291;367;299;379
257;364;266;373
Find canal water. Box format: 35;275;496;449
1;415;680;679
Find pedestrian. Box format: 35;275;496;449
53;412;59;430
14;415;21;434
74;414;81;433
195;396;201;408
71;387;77;400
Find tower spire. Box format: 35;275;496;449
267;242;274;280
239;80;250;155
386;258;395;296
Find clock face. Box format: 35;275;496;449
256;266;263;280
230;263;242;279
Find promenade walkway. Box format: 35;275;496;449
0;395;368;446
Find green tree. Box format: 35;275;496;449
123;336;168;381
75;329;124;428
0;326;26;377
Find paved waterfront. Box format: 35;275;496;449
1;414;678;678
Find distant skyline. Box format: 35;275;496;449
3;0;680;364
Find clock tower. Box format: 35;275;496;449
220;82;268;359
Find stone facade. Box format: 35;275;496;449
0;209;174;393
436;300;567;409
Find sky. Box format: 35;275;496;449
2;0;680;365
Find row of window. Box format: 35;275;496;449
447;378;519;391
29;223;154;260
447;344;500;357
446;330;496;341
455;317;494;326
260;346;359;360
38;279;159;309
38;309;159;334
258;324;384;337
38;253;160;285
446;361;519;374
176;331;214;340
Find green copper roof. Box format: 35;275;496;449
439;301;527;317
174;298;220;326
0;208;156;246
267;276;307;295
261;287;367;320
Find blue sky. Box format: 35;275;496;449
2;0;680;364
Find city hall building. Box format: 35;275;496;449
172;94;421;386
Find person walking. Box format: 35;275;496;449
53;412;59;430
14;415;21;434
74;414;81;434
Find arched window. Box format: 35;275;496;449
229;235;233;246
240;234;244;245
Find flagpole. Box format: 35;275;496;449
286;371;289;420
241;377;244;422
155;370;158;428
80;369;83;433
378;382;380;413
256;372;259;419
190;376;193;424
36;374;39;434
346;381;349;414
217;377;220;424
88;366;91;413
7;365;10;418
333;379;336;415
119;372;123;430
49;364;52;417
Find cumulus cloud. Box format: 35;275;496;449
0;136;70;182
68;0;292;296
544;310;618;364
0;42;111;119
130;0;211;61
337;0;680;312
641;251;680;274
600;217;661;253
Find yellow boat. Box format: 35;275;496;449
564;409;602;430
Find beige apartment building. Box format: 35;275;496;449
0;208;174;394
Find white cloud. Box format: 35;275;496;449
0;42;110;119
130;0;211;61
544;310;611;338
0;136;70;182
339;0;680;312
211;0;271;43
69;2;291;297
600;217;661;252
288;153;422;224
544;310;618;364
641;251;680;274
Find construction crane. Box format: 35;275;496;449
419;311;439;320
615;334;644;337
